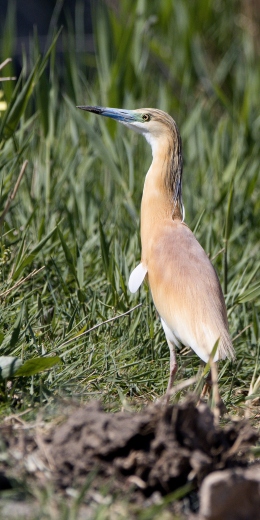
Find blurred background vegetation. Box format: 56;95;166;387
0;0;260;416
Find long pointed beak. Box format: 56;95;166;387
77;105;138;123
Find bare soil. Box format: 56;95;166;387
0;397;258;516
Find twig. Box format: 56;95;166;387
59;303;142;350
0;266;45;299
0;160;28;225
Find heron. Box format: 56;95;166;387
77;105;235;397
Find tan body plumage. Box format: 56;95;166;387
77;104;235;394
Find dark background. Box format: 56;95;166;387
0;0;94;71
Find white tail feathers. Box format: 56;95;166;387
128;263;147;293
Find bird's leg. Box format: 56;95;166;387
200;370;212;400
166;339;178;399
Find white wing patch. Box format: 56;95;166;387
128;263;147;293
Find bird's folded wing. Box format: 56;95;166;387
128;263;147;293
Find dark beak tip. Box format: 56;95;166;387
76;105;103;115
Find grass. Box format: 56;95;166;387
0;0;260;517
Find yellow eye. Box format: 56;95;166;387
142;114;150;122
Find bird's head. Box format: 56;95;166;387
77;105;179;155
77;105;183;217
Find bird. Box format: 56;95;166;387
77;105;235;396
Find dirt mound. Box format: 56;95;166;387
0;397;258;516
47;398;256;496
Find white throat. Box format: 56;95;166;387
144;132;158;157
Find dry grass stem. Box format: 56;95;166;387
0;266;45;299
0;58;16;80
164;376;198;400
59;303;142;349
233;323;252;342
0;160;28;225
209;359;221;426
210;248;225;261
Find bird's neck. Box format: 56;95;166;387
140;134;183;264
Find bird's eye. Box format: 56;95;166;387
142;114;150;122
